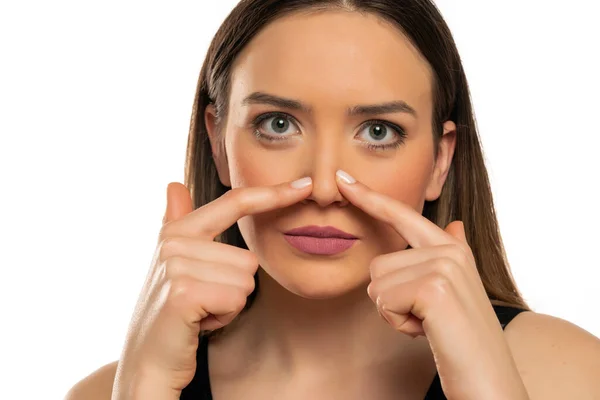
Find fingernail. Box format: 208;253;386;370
378;303;394;325
336;169;356;184
290;177;312;189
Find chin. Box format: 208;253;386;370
256;256;370;300
281;279;362;300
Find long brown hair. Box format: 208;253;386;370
184;0;530;336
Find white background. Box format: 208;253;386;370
1;1;598;398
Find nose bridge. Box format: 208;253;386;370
304;133;348;207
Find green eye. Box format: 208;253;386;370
356;120;407;151
251;112;300;141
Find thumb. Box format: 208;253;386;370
162;182;194;225
445;220;467;243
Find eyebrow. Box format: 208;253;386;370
241;91;418;118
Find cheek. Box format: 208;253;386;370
357;136;434;252
360;138;434;208
226;131;296;252
226;132;295;188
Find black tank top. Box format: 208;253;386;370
181;305;526;399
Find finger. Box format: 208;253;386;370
370;244;474;279
371;246;441;279
397;314;425;337
375;271;442;334
163;256;256;296
369;258;472;311
163;182;194;224
368;260;436;303
379;311;425;338
166;278;248;327
165;177;313;239
377;269;462;327
157;237;258;272
335;170;454;248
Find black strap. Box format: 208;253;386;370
494;305;528;330
182;304;527;400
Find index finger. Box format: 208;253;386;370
166;177;313;239
335;170;453;248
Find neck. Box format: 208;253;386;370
227;268;430;376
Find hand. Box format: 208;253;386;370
112;178;313;400
335;170;529;400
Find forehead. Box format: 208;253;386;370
230;10;433;116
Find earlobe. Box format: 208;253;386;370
204;104;231;187
425;120;457;201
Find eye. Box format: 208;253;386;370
355;120;407;151
251;112;300;142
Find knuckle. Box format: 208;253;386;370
435;256;455;277
224;188;251;213
219;287;247;314
238;250;258;269
224;187;244;204
240;274;256;295
222;188;237;200
229;288;249;309
158;237;181;262
166;276;193;304
423;272;452;301
450;242;471;264
452;243;468;261
163;256;186;280
158;222;177;241
367;280;381;298
369;255;386;277
234;194;251;213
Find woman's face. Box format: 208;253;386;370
206;11;456;299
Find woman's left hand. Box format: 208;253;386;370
336;171;530;400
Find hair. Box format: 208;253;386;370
184;0;531;337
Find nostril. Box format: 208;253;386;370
301;177;347;207
300;198;346;206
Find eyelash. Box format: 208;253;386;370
250;112;407;151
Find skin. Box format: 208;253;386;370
202;9;477;399
65;8;600;400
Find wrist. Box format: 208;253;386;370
112;363;181;400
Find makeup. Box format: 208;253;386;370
283;225;357;255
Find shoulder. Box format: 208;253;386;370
503;311;600;399
64;360;118;400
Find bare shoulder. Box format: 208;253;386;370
503;311;600;399
64;360;119;400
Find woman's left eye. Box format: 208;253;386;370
356;120;407;151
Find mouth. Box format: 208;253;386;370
283;225;358;255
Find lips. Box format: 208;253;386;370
283;225;358;255
283;225;357;239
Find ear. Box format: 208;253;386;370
424;120;457;201
204;103;231;187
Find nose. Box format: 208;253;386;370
301;139;349;208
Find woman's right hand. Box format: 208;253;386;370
112;178;313;400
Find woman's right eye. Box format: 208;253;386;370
251;112;301;141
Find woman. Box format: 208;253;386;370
67;0;600;399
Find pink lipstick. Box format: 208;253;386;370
283;225;358;255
